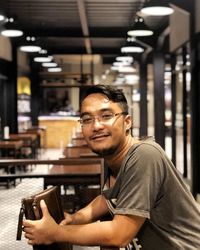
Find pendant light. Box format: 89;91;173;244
140;0;174;16
127;17;153;37
0;14;5;21
20;36;41;53
33;49;53;62
116;56;134;64
1;17;23;37
47;67;62;72
34;56;53;62
42;62;58;67
121;41;144;53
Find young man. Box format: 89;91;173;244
23;85;200;249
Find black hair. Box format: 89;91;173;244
81;84;129;114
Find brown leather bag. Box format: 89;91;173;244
16;185;72;250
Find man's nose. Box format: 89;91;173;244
92;118;104;128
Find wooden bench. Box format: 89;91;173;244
63;144;97;158
71;136;87;146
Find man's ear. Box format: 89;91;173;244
125;115;132;131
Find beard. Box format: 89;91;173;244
91;144;118;157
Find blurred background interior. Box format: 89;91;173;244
1;1;200;249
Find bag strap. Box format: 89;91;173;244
16;203;25;240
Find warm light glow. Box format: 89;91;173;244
118;66;136;73
34;56;53;62
121;46;144;53
42;62;58;67
47;67;62;72
141;6;174;16
20;45;41;52
1;29;23;37
113;61;130;66
111;66;119;71
125;74;139;84
127;29;153;37
116;56;133;63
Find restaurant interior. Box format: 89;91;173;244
0;1;200;249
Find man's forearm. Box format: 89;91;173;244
55;220;118;246
69;194;109;225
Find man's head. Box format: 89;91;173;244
79;85;132;157
81;85;129;114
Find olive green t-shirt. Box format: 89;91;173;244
103;139;200;250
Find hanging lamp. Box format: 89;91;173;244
1;17;23;37
20;36;41;53
127;17;153;37
121;41;144;53
140;0;174;16
0;14;5;21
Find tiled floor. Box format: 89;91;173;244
0;149;99;250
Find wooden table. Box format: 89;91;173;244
0;140;24;187
0;158;104;210
9;133;38;158
0;140;23;157
0;158;104;186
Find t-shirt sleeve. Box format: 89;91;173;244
110;144;165;218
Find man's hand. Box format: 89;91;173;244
60;212;74;225
23;199;59;245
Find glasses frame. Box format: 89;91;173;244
79;111;127;126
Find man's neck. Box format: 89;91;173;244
104;135;139;176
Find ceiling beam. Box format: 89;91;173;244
77;0;92;54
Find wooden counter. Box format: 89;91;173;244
38;116;79;148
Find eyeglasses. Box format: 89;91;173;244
79;112;127;126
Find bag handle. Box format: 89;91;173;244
16;203;25;240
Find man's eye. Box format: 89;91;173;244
82;117;92;123
101;113;113;120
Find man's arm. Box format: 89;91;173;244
23;198;145;247
61;194;110;225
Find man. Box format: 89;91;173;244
24;85;200;249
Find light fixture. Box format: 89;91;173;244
34;56;53;62
118;66;136;73
125;74;139;84
1;17;23;37
113;61;131;67
116;56;134;63
47;67;62;72
0;14;5;21
127;17;153;37
121;43;144;53
140;0;174;16
20;36;41;53
42;62;58;67
33;49;53;62
20;45;41;52
111;65;136;73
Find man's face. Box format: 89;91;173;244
80;93;131;156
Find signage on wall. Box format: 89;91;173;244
17;76;31;114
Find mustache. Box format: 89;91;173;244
89;132;110;140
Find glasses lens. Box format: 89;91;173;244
80;112;125;126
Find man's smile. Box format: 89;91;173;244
90;133;110;141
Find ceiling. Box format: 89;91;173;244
0;0;193;82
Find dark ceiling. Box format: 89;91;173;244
0;0;193;67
